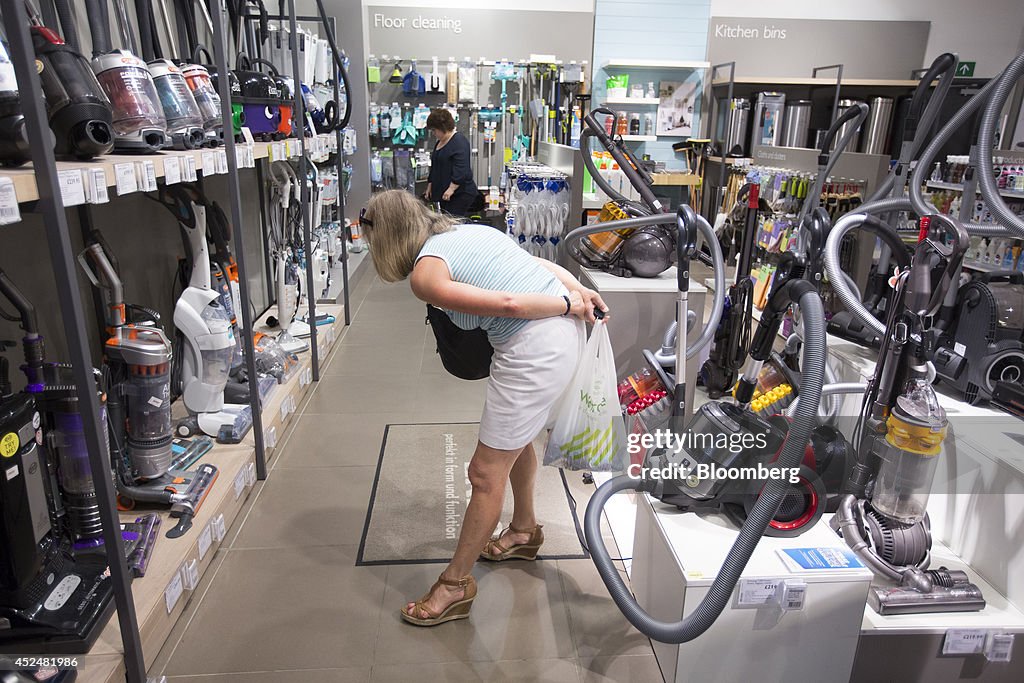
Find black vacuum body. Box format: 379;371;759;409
644;402;831;537
932;272;1024;404
30;26;114;159
0;390;113;654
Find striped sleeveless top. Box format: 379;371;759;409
417;224;567;344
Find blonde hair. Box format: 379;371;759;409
362;190;458;282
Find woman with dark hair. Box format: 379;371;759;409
424;108;478;217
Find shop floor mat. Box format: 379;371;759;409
357;422;587;565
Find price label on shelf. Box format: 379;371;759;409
137;160;157;192
164;156;182;185
943;629;988;655
58;169;86;206
245;462;256;487
164;570;184;613
233;469;245;500
264;425;278;449
87;168;109;203
216;149;229;174
211;513;226;542
184;155;198;181
114;163;138;195
280;400;290;423
0;177;22;225
738;578;781;607
181;559;200;591
201;150;217;175
274;142;286;161
197;524;213;561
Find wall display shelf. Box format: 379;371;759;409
0;1;353;679
651;172;701;186
927;180;1024;201
619;134;657;142
77;310;347;683
711;76;924;88
604;59;710;70
0;137;336;207
602;97;661;106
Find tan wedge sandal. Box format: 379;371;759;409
400;574;477;627
480;524;544;561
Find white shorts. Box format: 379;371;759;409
478;316;584;451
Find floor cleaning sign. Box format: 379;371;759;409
372;12;463;34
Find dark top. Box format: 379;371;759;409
428;132;477;202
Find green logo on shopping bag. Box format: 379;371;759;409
559;423;617;466
579;389;607;416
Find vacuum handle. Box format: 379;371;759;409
583;107;662;212
315;0;353;130
192;44;214;65
579;128;628;205
676;205;699;293
818;101;868;158
906;53;957;137
248;57;280;77
976;270;1024;285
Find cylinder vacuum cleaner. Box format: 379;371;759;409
568;205;830;643
0;271;114;653
571;107;673;278
0;40;33;166
931;271;1024;405
27;14;115;159
77;241;219;538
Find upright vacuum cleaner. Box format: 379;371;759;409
826;213;987;614
154;186;254;444
77;241;219;538
0;271;114;654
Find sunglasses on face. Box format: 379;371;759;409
359;207;373;228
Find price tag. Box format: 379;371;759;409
241;127;255;145
197;524;213;560
283;140;292;158
985;633;1014;662
164;570;184;613
137;160;157;191
943;629;988;655
737;578;781;607
184;155;198;181
265;425;278;448
86;168;109;203
58;169;86;206
280;400;290;422
216;149;228;174
211;513;226;542
0;177;22;225
245;462;256;487
201;151;217;175
181;559;199;590
164;156;182;184
233;469;245;500
114;163;138;195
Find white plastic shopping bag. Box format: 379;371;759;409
544;320;627;472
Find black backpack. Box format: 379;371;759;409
425;304;493;380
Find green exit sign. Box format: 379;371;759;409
957;61;976;77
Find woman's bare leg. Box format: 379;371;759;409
405;440;522;618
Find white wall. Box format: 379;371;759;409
710;0;1024;76
365;0;592;11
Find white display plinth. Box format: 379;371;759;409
632;497;872;683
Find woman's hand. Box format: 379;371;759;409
567;290;586;319
424;183;432;201
576;286;610;323
442;187;455;201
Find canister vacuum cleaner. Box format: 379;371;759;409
564;203;830;643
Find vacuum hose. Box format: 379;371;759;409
83;0;113;55
315;0;353;131
976;50;1024;239
584;288;827;643
563;212;726;358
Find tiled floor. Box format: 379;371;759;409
154;269;662;682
